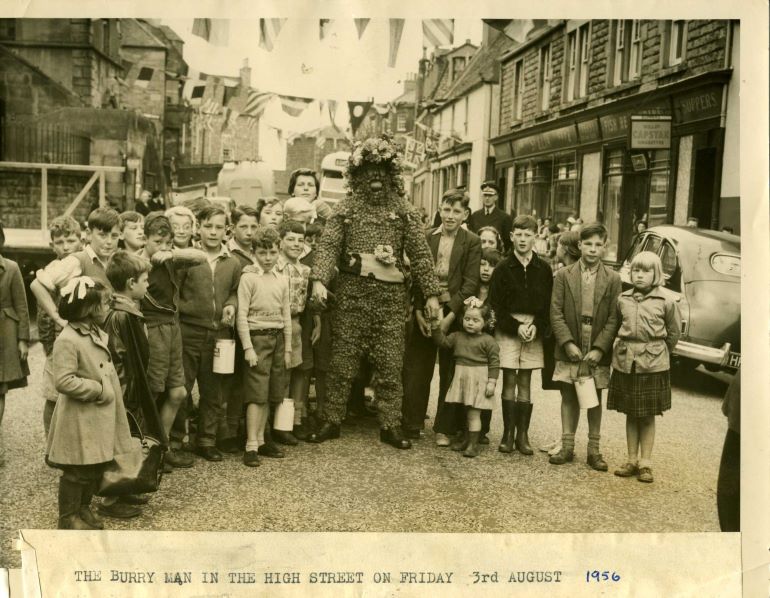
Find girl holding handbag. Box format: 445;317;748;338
46;277;134;529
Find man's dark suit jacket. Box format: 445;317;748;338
413;226;481;316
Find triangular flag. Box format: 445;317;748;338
373;103;391;116
388;19;405;68
354;18;370;39
259;18;286;52
422;19;454;47
192;19;229;46
483;19;538;43
244;90;273;117
279;95;313;117
320;19;333;40
348;101;372;135
328;99;339;128
192;18;211;41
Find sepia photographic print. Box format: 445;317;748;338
0;2;766;596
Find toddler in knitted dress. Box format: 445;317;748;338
431;297;500;457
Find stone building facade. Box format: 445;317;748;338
492;20;739;262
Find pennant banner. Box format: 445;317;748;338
320;19;333;40
279;95;313;117
328;99;339;128
244;90;274;117
373;103;392;116
354;18;370;39
388;19;405;68
260;18;286;51
422;19;454;47
348;101;372;135
192;18;230;46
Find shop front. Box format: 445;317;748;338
491;70;731;264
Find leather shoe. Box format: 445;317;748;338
118;494;150;505
306;421;341;443
273;430;299;446
402;428;422;440
379;428;412;450
549;448;574;465
216;437;242;454
243;450;260;467
587;453;609;472
257;442;285;458
195;446;224;462
97;501;142;519
165;449;194;468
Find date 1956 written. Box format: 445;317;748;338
586;571;621;582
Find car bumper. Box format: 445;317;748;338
674;340;738;369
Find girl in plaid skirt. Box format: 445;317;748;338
608;252;681;483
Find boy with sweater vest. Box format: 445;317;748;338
32;207;121;329
176;205;242;462
138;213;207;470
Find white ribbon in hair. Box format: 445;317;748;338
60;276;96;304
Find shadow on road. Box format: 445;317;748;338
671;364;732;399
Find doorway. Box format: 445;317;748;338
691;147;717;229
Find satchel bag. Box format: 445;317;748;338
98;411;166;497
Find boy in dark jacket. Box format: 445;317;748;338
489;215;553;455
101;250;167;518
176;205;242;462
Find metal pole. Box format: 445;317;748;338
41;166;48;232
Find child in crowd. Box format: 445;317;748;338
32;207;122;328
218;206;259;453
402;189;481;445
139;213;207;471
549;223;622;471
300;220;331;424
275;220;319;445
236;227;292;467
118;211;146;254
477;226;504;253
489;215;553;455
609;251;680;483
175;205;241;462
256;197;284;229
165;206;197;250
100;250;157;519
476;248;501;445
430;298;499;458
0;222;31;466
46;277;133;529
37;216;83;435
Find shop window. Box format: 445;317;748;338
457;161;469;188
515;161;551;218
565;23;591;101
552;154;578;225
648;150;670;226
601;149;624;262
538;45;552;111
663;20;686;67
512;59;524;121
610;20;642;86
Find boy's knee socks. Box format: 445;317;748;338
561;433;576;452
587;433;601;455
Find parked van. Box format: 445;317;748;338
217;160;274;208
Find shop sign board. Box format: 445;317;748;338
629;115;672;149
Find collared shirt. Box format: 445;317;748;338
204;243;230;274
227;238;256;264
432;225;458;295
36;245;110;292
513;250;533;268
275;254;311;316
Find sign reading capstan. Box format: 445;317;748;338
629;115;672;150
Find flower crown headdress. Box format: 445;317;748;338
347;134;403;176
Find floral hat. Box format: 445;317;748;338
347;134;403;177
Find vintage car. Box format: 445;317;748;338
618;225;741;372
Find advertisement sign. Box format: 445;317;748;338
629;116;672;149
